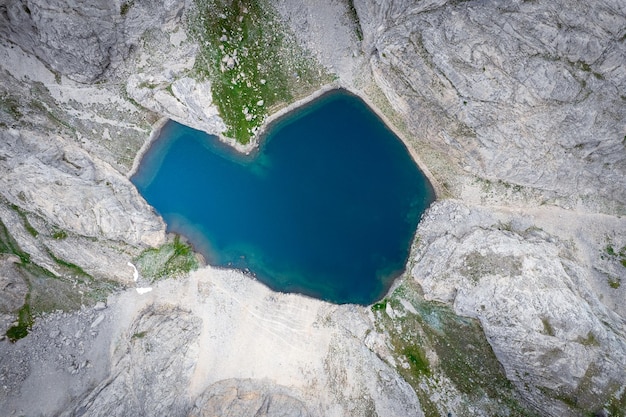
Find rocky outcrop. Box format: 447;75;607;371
413;200;626;414
0;0;185;83
189;379;311;417
0;127;165;282
354;0;626;211
62;304;202;417
0;255;28;312
127;75;227;136
0;128;164;247
1;267;425;417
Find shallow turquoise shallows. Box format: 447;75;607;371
131;90;435;305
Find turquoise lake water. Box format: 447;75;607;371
131;90;435;305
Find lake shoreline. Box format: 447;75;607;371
131;89;434;305
134;83;442;199
127;117;169;179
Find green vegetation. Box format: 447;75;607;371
188;0;332;144
120;1;134;16
47;249;91;278
0;217;31;264
0;92;22;121
606;244;616;256
132;330;148;339
346;0;363;41
542;317;555;336
135;236;199;281
577;331;599;347
51;228;68;240
371;279;536;416
1;215;117;341
605;388;626;417
371;299;387;312
6;302;33;343
402;344;430;377
10;203;38;237
602;241;626;288
30;99;75;132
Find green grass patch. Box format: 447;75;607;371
6;302;33;342
605;387;626;417
0;218;31;264
371;299;387;312
402;345;430;377
603;241;626;274
606;244;616;256
0;92;22;120
120;1;134;16
30;99;75;132
9;203;38;237
346;0;363;41
52;228;68;240
132;330;148;339
188;0;332;144
372;280;536;416
542;317;555;336
135;235;198;281
608;276;621;289
47;249;91;279
577;331;599;347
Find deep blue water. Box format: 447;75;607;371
131;90;435;305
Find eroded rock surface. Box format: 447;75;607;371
63;304;202;417
413;200;626;414
0;128;164;247
189;379;311;417
0;0;185;83
355;0;626;211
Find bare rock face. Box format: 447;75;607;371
0;0;185;83
63;304;202;417
354;0;626;211
0;127;165;282
127;75;227;135
189;379;311;417
413;200;626;415
0;128;164;247
0;255;28;313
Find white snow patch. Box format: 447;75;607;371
127;261;139;282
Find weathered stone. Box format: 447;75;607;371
0;0;185;83
189;379;311;417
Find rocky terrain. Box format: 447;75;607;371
0;0;625;416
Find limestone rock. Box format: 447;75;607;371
62;304;202;417
0;255;28;313
0;128;164;247
0;0;625;415
354;0;626;211
127;75;226;136
412;200;626;414
0;0;185;83
189;379;311;417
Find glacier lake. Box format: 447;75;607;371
131;90;435;305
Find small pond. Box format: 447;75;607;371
132;89;435;304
